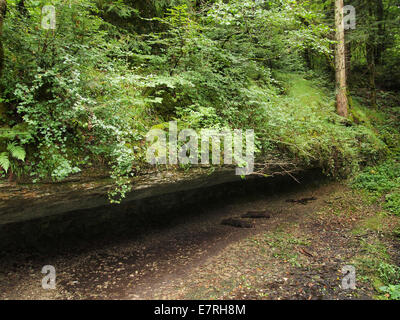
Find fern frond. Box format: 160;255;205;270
7;143;26;161
0;152;10;172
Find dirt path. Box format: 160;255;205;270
0;180;397;300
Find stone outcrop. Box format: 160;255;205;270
0;167;243;226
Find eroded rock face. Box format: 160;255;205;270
0;166;321;251
0;167;241;226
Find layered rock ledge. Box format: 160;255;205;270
0;167;245;226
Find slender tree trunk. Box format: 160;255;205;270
345;40;351;79
335;0;348;117
367;3;377;109
305;48;312;70
0;0;7;78
367;42;377;109
375;0;385;65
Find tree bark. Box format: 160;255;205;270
0;0;6;78
335;0;348;117
345;40;351;79
367;2;377;109
375;0;385;65
367;42;377;109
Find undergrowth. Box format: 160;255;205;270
0;1;396;204
351;153;400;299
352;159;400;216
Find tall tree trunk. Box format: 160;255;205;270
345;40;351;79
375;0;385;65
367;2;377;109
335;0;348;117
0;0;7;78
304;48;313;70
367;42;377;109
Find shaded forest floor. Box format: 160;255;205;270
0;179;398;300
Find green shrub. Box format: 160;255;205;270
384;192;400;216
352;160;400;195
378;262;400;286
351;158;400;216
379;285;400;300
0;0;397;203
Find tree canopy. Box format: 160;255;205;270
0;0;399;202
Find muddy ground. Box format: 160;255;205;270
0;178;398;300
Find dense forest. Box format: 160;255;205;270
0;0;398;199
0;0;400;301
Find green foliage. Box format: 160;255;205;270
1;1;141;189
378;262;400;286
7;142;26;161
252;73;387;177
0;142;26;173
0;152;10;172
0;0;398;202
379;285;400;300
378;262;400;300
352;160;400;194
352;159;400;215
347;0;400;91
384;192;400;216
